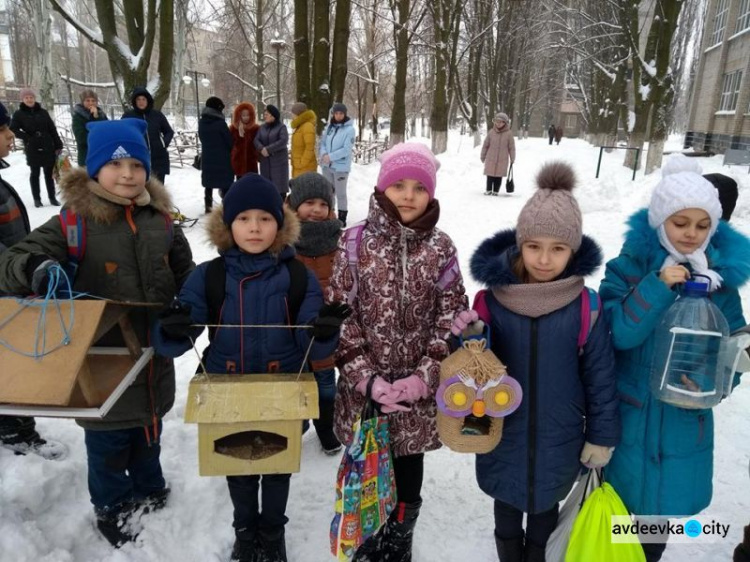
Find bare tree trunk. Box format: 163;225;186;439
311;0;331;133
294;0;311;105
389;0;410;146
33;0;55;109
256;0;265;113
171;0;188;129
330;0;351;103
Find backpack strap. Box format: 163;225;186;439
285;258;309;325
58;209;86;272
204;256;227;343
578;287;601;355
343;221;367;305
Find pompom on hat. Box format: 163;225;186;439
376;142;441;200
516;161;582;251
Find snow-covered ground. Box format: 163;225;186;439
1;133;748;562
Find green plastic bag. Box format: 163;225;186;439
565;480;646;562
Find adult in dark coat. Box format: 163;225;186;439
10;88;63;207
0;101;66;460
554;125;563;145
547;124;555;145
198;96;234;212
254;104;289;196
71;89;108;166
122;87;174;184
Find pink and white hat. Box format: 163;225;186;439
376;142;441;200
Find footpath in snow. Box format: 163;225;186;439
0;134;748;561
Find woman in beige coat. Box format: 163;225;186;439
481;112;516;195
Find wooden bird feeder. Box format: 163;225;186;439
0;299;154;418
184;373;319;476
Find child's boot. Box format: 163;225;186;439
379;499;421;561
230;531;257;562
314;398;342;455
352;526;385;561
95;502;139;548
523;539;545;562
255;527;287;562
494;533;523;562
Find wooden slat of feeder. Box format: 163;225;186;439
184;373;319;424
0;300;105;406
196;420;303;476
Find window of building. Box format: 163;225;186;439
710;0;729;45
737;0;750;34
718;70;743;112
565;114;577;128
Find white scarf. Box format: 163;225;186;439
657;225;723;291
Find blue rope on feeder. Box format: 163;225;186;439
0;263;77;359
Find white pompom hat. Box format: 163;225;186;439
648;154;723;237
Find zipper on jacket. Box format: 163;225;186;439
400;227;408;304
527;318;539;513
125;204;138;234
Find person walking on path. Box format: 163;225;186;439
72;89;108;166
254;104;289;197
10;88;63;207
481;112;516;196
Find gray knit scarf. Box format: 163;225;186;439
295;219;342;257
492;275;585;318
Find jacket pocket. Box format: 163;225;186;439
618;381;647;447
660;406;713;457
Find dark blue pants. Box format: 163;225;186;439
494;499;559;547
314;369;336;402
227;474;291;540
84;423;165;513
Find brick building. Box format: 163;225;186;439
685;0;750;153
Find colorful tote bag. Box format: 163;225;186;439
330;382;397;560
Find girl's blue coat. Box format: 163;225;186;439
471;230;620;514
319;118;355;173
154;245;337;374
599;209;750;516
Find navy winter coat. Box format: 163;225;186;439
470;230;620;514
153;207;337;374
122;88;174;177
198;107;234;195
10;102;63;168
254;121;290;195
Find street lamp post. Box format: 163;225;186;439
182;70;210;127
270;35;286;109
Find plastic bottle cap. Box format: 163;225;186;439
684;280;709;297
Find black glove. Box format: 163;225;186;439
159;299;194;339
309;302;353;341
25;255;58;295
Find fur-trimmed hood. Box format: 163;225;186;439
59;167;172;224
231;102;258;128
470;228;603;287
291;109;316;129
621;208;750;290
206;204;301;256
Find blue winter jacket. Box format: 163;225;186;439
319;118;355;173
153;209;337;374
599;209;750;517
471;230;620;514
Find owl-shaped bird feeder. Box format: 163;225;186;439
437;331;522;453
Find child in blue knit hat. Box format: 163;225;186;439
153;173;352;562
0;118;195;548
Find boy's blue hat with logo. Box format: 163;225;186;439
86;119;151;179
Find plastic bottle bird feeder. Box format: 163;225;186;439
184;373;319;476
0;300;155;418
437;335;522;453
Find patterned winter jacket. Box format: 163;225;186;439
327;192;469;457
0;168;195;430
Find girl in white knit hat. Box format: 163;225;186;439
599;154;750;562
